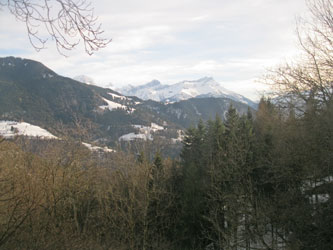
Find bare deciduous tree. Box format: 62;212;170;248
0;0;111;55
263;0;333;111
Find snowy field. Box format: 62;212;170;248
0;121;57;139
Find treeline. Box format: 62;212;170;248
177;100;332;249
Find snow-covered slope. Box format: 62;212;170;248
0;121;57;139
98;96;135;114
118;123;164;142
99;98;128;111
119;77;256;107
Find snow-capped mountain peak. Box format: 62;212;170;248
119;77;256;107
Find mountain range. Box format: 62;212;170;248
118;77;257;108
0;57;256;155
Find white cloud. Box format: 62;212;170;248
0;0;309;100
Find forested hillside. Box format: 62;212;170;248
0;56;253;155
1;96;332;249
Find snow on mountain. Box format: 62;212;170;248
119;80;166;100
99;97;135;113
118;123;164;142
119;77;256;107
82;142;115;153
107;92;127;100
99;98;127;111
73;75;96;85
0;121;57;139
119;132;152;142
171;130;184;144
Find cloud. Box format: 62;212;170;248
0;0;308;100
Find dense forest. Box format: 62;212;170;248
0;0;332;249
0;97;332;249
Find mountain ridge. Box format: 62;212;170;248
118;77;257;108
0;56;255;156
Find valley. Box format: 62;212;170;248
0;56;255;156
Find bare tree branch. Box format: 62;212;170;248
0;0;111;55
262;0;333;112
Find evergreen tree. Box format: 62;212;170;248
179;120;211;249
137;151;146;164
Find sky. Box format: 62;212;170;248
0;0;309;101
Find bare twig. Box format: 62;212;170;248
0;0;111;55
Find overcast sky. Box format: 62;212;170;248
0;0;309;100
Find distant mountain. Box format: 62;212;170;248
73;75;96;85
0;57;255;156
139;97;254;128
0;57;102;131
119;77;257;108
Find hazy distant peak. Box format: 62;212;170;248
189;76;214;83
105;82;114;89
121;79;163;94
145;79;161;87
178;77;219;86
73;75;96;85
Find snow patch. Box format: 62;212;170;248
119;123;164;141
119;133;152;141
151;123;164;131
42;73;53;79
171;130;184;144
193;105;202;116
108;92;126;100
99;98;135;114
82;142;115;153
0;121;57;139
99;98;127;111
